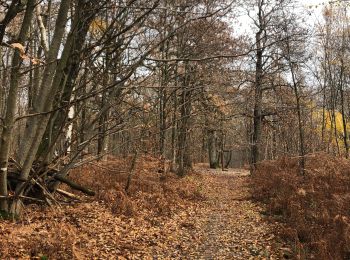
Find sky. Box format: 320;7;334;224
302;0;329;24
228;0;337;87
232;0;332;36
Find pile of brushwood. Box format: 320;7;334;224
4;158;95;213
251;153;350;260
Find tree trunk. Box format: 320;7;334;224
177;65;192;176
39;0;96;164
0;0;36;212
208;129;219;168
251;26;264;172
339;31;349;158
11;0;71;214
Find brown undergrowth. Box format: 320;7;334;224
0;155;206;259
251;153;350;260
69;155;206;215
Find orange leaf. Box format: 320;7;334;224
10;42;25;54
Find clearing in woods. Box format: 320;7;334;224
0;165;283;259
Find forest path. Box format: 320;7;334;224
177;166;281;259
0;165;284;259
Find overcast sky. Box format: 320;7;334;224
232;0;332;36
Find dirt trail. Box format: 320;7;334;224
174;167;280;259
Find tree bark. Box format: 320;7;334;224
11;0;71;214
177;64;192;176
0;0;36;211
251;21;264;171
208;129;219;168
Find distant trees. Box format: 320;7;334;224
141;0;238;174
245;1;350;169
280;10;309;175
245;0;300;170
314;4;350;157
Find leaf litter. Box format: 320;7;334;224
0;156;283;259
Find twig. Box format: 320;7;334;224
0;195;44;203
56;189;81;201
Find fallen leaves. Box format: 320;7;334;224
0;158;282;259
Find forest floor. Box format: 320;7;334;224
0;158;286;259
185;166;283;259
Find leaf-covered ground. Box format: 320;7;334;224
182;167;281;259
0;159;284;259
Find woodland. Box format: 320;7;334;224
0;0;350;259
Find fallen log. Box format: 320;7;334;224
53;174;95;196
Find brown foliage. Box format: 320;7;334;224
69;155;205;217
251;153;350;259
